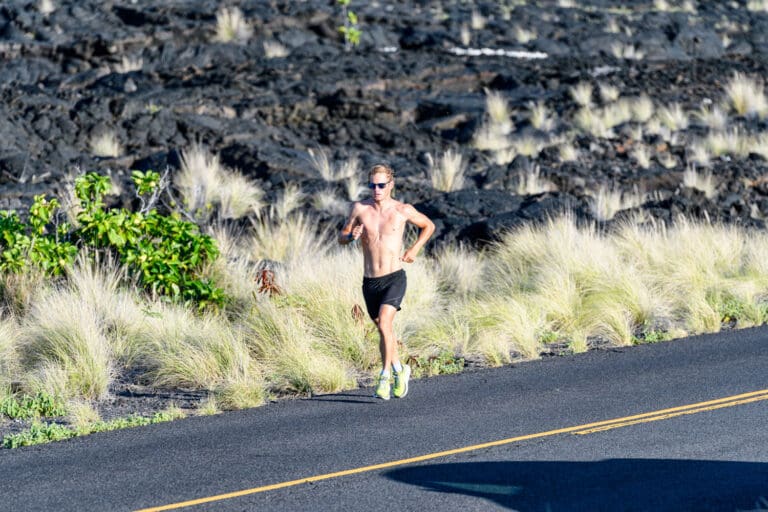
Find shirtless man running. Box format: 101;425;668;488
338;164;435;400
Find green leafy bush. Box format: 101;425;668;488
0;171;225;308
0;196;77;276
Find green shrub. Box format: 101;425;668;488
0;170;225;308
0;196;77;276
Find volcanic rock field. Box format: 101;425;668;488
3;0;768;245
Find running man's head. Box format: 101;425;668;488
368;164;394;200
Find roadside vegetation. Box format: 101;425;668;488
3;163;768;447
6;2;768;448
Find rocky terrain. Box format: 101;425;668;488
3;0;768;247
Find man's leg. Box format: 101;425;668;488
376;304;411;399
376;304;399;372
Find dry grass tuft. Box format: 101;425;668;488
213;7;253;44
89;130;121;158
178;144;263;219
725;73;768;118
428;150;466;192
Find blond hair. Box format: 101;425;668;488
369;164;394;181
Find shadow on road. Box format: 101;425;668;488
385;459;768;511
307;393;376;404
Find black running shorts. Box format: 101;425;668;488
362;269;407;320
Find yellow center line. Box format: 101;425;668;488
574;394;768;434
135;389;768;512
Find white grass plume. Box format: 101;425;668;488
589;185;644;222
428;149;466;192
683;165;717;198
89;130;121;158
116;55;143;74
695;104;729;131
433;244;485;297
529;101;556;131
570;82;593;107
249;212;329;268
271;183;305;220
725;73;768;118
213;7;253;44
263;41;289;59
598;83;621;103
630;95;655;123
178;144;263;219
657;103;689;131
515;165;555;196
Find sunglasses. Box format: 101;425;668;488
368;181;390;190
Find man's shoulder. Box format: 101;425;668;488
355;198;375;209
394;201;415;213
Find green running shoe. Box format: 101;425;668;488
374;374;390;400
393;364;411;398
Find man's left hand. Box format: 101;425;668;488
400;249;416;263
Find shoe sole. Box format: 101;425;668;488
393;366;410;398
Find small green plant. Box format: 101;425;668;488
2;410;181;448
633;330;672;344
538;330;561;344
410;351;465;378
337;0;362;49
3;421;75;448
717;294;746;324
0;392;67;420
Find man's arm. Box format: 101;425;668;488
338;202;364;245
400;204;435;263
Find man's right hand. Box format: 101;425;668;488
340;224;364;244
349;224;364;241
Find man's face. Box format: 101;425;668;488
368;173;391;200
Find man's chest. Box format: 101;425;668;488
361;208;406;235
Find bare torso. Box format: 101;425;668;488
355;199;409;277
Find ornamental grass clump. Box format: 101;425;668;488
135;303;266;409
20;289;113;401
485;217;674;352
428;149;466;192
464;296;544;364
212;7;252;44
245;297;354;395
724;73;768;118
432;244;485;298
0;318;20;390
285;249;377;369
473;90;513;151
249;212;330;269
178;144;263;220
89;130;121;158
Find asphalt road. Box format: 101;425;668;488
1;326;766;512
